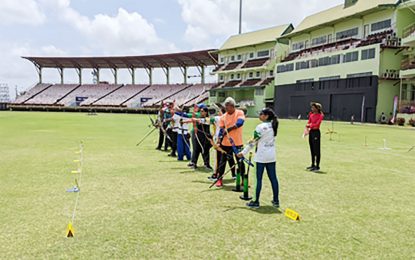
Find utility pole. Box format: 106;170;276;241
239;0;242;34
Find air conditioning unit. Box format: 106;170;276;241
383;70;390;78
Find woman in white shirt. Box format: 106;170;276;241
238;108;279;209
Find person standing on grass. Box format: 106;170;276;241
306;102;324;172
208;105;235;181
183;106;213;170
164;102;177;157
173;106;192;161
238;108;280;209
216;97;245;187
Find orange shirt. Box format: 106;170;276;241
219;109;245;146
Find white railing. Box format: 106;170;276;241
403;21;415;38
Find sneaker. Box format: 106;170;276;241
271;200;280;208
312;166;320;172
187;162;194;167
232;176;237;180
306;165;315;171
190;165;197;170
246;201;260;209
215;179;223;187
208;174;218;181
205;165;213;170
168;153;177;157
156;147;162;150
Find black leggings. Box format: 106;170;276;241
309;129;321;167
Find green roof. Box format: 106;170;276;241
219;24;293;51
286;0;398;37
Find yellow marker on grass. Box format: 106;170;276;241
66;222;75;237
285;208;300;221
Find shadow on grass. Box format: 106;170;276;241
178;168;212;174
304;169;328;174
200;184;244;193
223;205;282;215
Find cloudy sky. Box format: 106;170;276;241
0;0;344;99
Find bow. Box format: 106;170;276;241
193;104;205;156
159;101;173;143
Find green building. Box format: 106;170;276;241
399;0;415;116
273;0;415;122
209;25;293;117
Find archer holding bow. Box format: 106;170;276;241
215;97;247;188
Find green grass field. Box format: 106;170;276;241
0;111;414;259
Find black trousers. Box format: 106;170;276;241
309;129;321;167
169;130;177;155
214;150;235;177
218;146;244;178
157;128;164;149
191;134;211;166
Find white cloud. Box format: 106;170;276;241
39;0;177;55
178;0;344;49
0;42;68;99
0;0;46;26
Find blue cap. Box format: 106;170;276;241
197;103;207;109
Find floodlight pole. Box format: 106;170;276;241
239;0;242;34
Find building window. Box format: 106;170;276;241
220;57;224;64
343;51;359;63
292;42;305;51
237;54;242;61
230;56;235;62
371;19;391;32
310;59;318;68
296;61;310;70
230;74;234;80
336;27;359;39
209;91;216;97
320;76;341;81
311;35;328;46
249;72;254;78
277;63;294;73
255;88;264;96
361;48;376;60
257;50;270;58
296;79;314;83
236;73;241;79
331;54;341;64
256;71;261;78
249;52;255;59
218;92;225;98
347;72;372;78
269;70;274;77
219;75;224;82
319;56;331;66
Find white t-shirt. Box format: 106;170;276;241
241;121;276;163
173;114;189;134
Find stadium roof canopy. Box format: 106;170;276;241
218;24;293;51
283;0;398;38
22;49;218;69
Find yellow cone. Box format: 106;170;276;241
66;222;75;237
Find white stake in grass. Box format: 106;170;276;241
379;139;391;150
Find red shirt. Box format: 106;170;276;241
307;112;324;130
